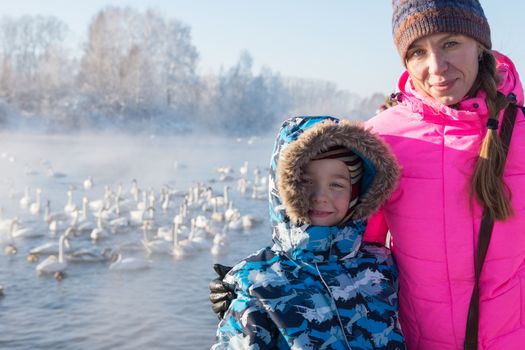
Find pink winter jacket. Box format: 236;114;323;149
364;52;525;350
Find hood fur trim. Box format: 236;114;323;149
277;119;400;225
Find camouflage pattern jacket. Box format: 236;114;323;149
212;117;406;349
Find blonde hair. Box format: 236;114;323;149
470;49;513;220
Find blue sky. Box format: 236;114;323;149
3;0;525;96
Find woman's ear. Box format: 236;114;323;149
477;45;485;60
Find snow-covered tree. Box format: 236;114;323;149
210;51;290;135
78;7;199;125
284;77;364;119
0;15;72;114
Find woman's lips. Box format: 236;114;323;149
431;79;456;91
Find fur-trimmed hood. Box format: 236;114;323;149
268;116;400;262
277;117;400;224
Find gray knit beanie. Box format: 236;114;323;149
392;0;491;60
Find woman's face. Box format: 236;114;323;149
405;33;482;106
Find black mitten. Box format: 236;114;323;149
209;264;236;319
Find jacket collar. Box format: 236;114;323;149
271;220;365;263
398;71;488;124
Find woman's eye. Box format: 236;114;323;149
444;41;458;49
407;49;425;59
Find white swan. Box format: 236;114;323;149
216;166;233;176
210;201;225;222
172;203;189;227
0;207;14;234
29;188;42;215
46;165;66;178
44;200;69;224
74;200;96;234
129;179;140;202
156;224;173;241
171;221;196;258
67;247;116;263
109;216;129;233
3;220;17;255
237;177;248;194
142;221;171;255
211;225;230;256
189;218;212;251
83;176;94;190
4;243;17;255
239;161;249;178
29;228;73;255
90;214;109;241
36;233;68;275
129;208;145;226
160;188;173;212
88;197;106;214
19;187;32;209
63;190;77;215
11;219;44;239
49;219;68;235
251;172;268;200
208;185;230;208
136;191;148;212
241;214;264;230
224;201;238;222
226;212;244;232
109;253;151;271
141;207;157;231
185;185;206;211
195;215;209;230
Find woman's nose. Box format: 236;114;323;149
428;51;448;75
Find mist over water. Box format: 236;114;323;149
0;131;274;349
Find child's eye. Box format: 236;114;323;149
330;182;345;189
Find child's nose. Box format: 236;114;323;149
311;186;328;202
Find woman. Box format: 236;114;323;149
211;1;525;348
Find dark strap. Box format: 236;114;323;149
464;102;518;350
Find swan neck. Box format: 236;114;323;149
58;235;65;262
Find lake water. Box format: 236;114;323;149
0;131;275;349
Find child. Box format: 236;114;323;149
211;116;405;349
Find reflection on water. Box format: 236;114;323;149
0;132;274;349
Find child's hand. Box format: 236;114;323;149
209;264;236;319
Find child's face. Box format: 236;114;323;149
302;159;351;226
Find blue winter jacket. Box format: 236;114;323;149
212;116;406;349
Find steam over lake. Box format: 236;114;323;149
0;131;274;349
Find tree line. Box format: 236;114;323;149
0;7;385;135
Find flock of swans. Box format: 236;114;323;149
0;152;268;285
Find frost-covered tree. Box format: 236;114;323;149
78;7;199;125
284;77;364;119
211;51;290;135
354;92;389;119
0;8;381;134
0;15;72;114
